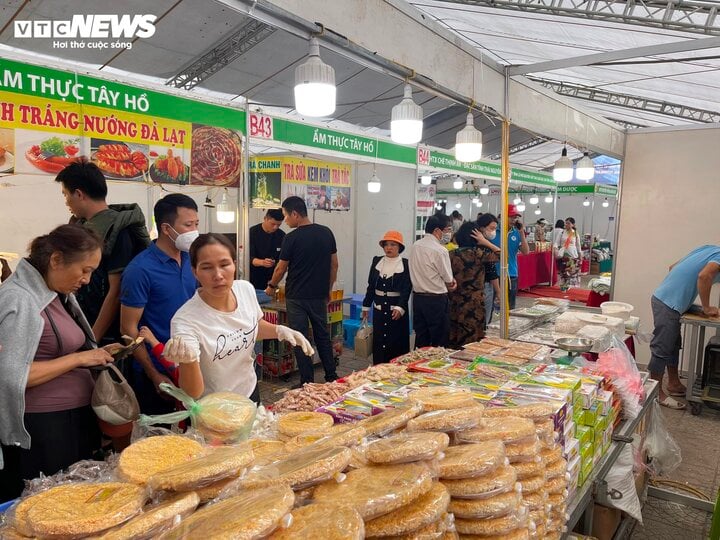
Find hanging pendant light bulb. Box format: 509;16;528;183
576;152;595;181
435;202;442;210
455;202;462;209
516;200;526;212
479;180;489;195
534;206;541;215
391;84;423;144
453;177;463;190
513;195;521;205
216;189;235;224
544;194;554;204
455;112;483;162
367;168;381;193
476;199;483;208
582;197;590;207
294;37;336;117
529;191;539;205
420;174;432;185
602;198;609;208
472;196;479;204
553;146;573;182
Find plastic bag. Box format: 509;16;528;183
138;383;256;444
354;321;373;360
92;363;140;425
437;441;506;479
644;400;682;476
596;335;644;419
448;490;522;519
365;432;450;464
604;444;643;524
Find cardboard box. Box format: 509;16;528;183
580;459;594;486
567;454;581;483
576;425;594;448
500;380;574;408
591;505;622;540
596;389;613;416
580;441;594;470
580;383;599;409
487;390;568;433
564;437;580;463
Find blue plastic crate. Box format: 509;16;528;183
343;319;363;349
0;499;17;514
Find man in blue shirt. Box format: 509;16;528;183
651;245;720;408
120;194;199;415
489;205;529;309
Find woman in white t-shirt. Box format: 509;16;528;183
164;233;313;403
554;217;583;291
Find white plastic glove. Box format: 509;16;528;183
276;325;315;356
164;337;200;364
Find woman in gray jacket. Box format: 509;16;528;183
0;225;116;500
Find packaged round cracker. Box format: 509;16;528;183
545;477;567;495
409;387;477;412
457;417;535;444
441;465;518;499
364;482;450;537
159;485;294;539
523;489;549;511
284;424;366;453
448;489;522;519
482;403;555;421
540;446;562;464
381;517;449;540
406;406;484;433
455;505;529;536
148;444;254;492
534;419;556;442
457;528;530;540
117;435;204;485
366;432;450;464
277;411;335;437
98;492;199;540
519;474;546;494
512;457;545;479
547;493;567;508
313;462;434;520
250;439;286;461
19;482;146;538
506;437;542;462
437;441;506;480
241;445;352;490
544;459;567;480
269;502;364;540
194;475;243;503
358;403;423;437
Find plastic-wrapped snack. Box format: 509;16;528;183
505;437;541;462
512;458;545;480
241;445;351;490
440;530;460;540
194;475;243;503
364;482;450;537
250;439;286;460
539;446;562;464
544;459;566;480
535;419;555;442
381;516;449;540
284;424;367;452
358;402;423;437
269;502;364;540
545;477;567;495
98;492;199;540
518;474;546;494
313;462;434;520
548;493;567;508
410;387;477;412
441;465;518;499
454;506;529;536
523;489;549;511
437;441;506;479
531;515;547;538
457;417;535;444
483;404;556;421
148;444;254;491
448;490;522;519
159;485;294;539
0;526;28;539
406;406;484;433
138;384;256;445
366;432;450;464
16;483;146;538
458;529;530;540
117;435;204;485
277;411;335;437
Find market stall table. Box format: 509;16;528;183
680;312;720;416
517;251;557;290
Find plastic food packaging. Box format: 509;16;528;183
98;492;199;540
644;399;682;476
366;432;450;464
406;406;484;433
518;474;546;494
250;439;287;461
241;445;352;490
358;402;423;437
455;505;529;536
512;458;545;480
159;485;294;539
441;465;518;499
459;528;530;540
457;417;536;444
448;489;522;519
380;516;449;540
364;482;450;537
194;475;244;503
277;411;335;437
596;336;644;420
269;502;364;540
523;490;549;511
437;441;506;479
13;482;146;538
313;462;434;520
539;446;562;464
138;384;257;444
409;387;477;412
284;424;366;453
544;459;567;480
148;444;255;491
544;476;567;495
117;435;204;485
505;437;541;461
534;419;555;442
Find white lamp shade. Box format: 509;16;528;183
455;202;462;209
421;174;432;185
513;196;521;205
602;199;610;208
516;202;526;212
453;179;463;189
476;200;483;207
553;147;573;183
472;196;479;204
479;185;490;195
583;198;590;207
534;207;541;215
294;38;336;117
454;113;483;162
544;195;554;204
575;152;595;181
529;195;539;205
216;191;235;224
391;84;423;144
368;172;381;193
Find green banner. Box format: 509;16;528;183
272;119;417;165
595;184;618;197
510;168;554;187
556;185;595;194
427;150;501;178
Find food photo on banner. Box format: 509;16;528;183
277;156;352;211
249;158;282;208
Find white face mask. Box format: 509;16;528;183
170;227;199;252
441;232;453;245
483;230;497;241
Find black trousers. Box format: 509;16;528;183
0;405;101;501
286;298;338;384
413;294;450;348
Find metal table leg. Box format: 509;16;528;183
687;324;704;414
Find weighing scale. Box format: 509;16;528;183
554;337;594;365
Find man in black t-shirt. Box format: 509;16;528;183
249;209;285;292
265;196;338;385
